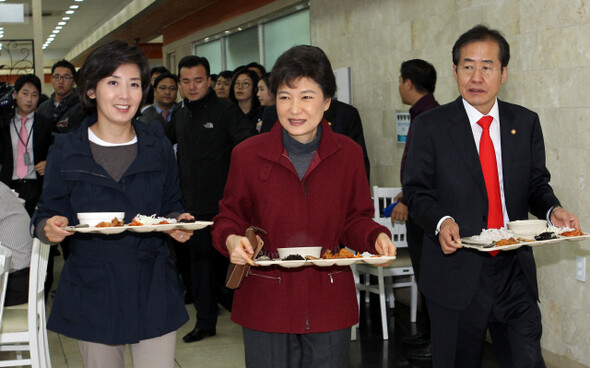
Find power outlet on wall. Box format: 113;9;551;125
576;256;586;282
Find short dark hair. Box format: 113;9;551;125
150;66;169;76
14;74;41;94
217;70;233;80
259;72;271;89
229;67;260;109
178;55;210;77
270;45;336;98
145;84;154;106
153;73;178;89
246;62;266;76
400;59;437;94
77;40;150;113
51;59;76;82
452;24;510;68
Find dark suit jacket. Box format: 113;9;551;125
138;105;167;127
260;100;371;181
403;97;560;310
0;112;54;188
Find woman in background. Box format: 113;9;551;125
212;45;395;368
34;40;193;368
256;72;275;107
229;67;263;130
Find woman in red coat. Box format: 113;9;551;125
212;45;395;368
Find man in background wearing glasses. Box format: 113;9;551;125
38;59;85;134
403;25;580;367
139;73;179;127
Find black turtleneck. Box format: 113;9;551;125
282;125;322;180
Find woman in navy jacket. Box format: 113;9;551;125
34;40;193;368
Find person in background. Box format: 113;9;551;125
393;58;439;361
212;45;395;368
167;55;256;344
150;66;169;86
229;67;263;129
34;40;193;368
139;73;179;127
38;59;86;134
0;181;32;306
0;74;53;216
403;25;580;367
209;73;218;88
214;70;232;99
256;73;274;107
246;61;266;78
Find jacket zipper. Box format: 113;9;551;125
249;270;282;284
327;270;345;284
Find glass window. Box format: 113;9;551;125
263;10;310;70
196;39;222;74
225;27;258;71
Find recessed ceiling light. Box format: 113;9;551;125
55;26;63;30
62;17;70;20
52;30;60;34
69;5;79;9
66;10;74;14
58;22;66;25
75;0;84;2
0;27;4;30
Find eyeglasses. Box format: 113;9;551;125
52;74;73;81
234;81;251;89
458;65;501;77
157;85;178;92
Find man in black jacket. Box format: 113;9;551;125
37;59;85;133
167;56;256;343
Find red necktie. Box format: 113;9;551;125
477;116;503;256
16;117;28;179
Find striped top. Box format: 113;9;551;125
0;182;32;271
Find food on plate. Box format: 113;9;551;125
95;217;125;227
471;228;515;243
128;214;177;226
321;248;361;259
304;255;320;260
494;238;519;246
255;255;270;261
561;229;584;237
534;232;558;241
282;254;304;261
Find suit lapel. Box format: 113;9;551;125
498;100;517;208
446;98;487;194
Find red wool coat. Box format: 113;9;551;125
212;119;390;334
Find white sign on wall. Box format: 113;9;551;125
333;67;351;104
396;111;411;143
0;4;24;23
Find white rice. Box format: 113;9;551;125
133;214;177;225
471;228;516;242
546;226;575;235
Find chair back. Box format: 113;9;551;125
372;186;408;248
29;239;50;324
0;244;12;326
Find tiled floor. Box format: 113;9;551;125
41;254;499;368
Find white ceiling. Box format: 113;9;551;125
0;0;135;61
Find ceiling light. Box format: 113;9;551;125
75;0;84;2
65;10;74;14
55;26;63;30
0;27;4;30
52;30;60;34
58;22;66;25
62;17;70;20
69;5;79;9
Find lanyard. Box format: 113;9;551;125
12;115;34;152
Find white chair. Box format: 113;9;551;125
351;186;418;340
0;245;13;328
0;239;52;368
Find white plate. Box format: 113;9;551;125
309;259;338;267
461;233;590;252
64;226;127;235
361;255;397;264
332;258;359;266
254;259;281;266
126;224;178;232
176;221;213;231
277;260;307;268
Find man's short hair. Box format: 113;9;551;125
246;62;266;76
400;59;437;94
218;70;233;80
177;56;210;77
153;73;178;89
452;24;510;68
150;66;169;76
14;74;41;94
51;59;76;81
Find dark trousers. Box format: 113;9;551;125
5;267;29;306
427;251;545;368
188;226;229;330
406;216;430;335
242;327;351;368
172;238;192;299
10;179;41;216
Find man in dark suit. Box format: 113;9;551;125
0;74;53;216
403;25;579;367
260;99;370;181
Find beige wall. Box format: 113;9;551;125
311;0;590;366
